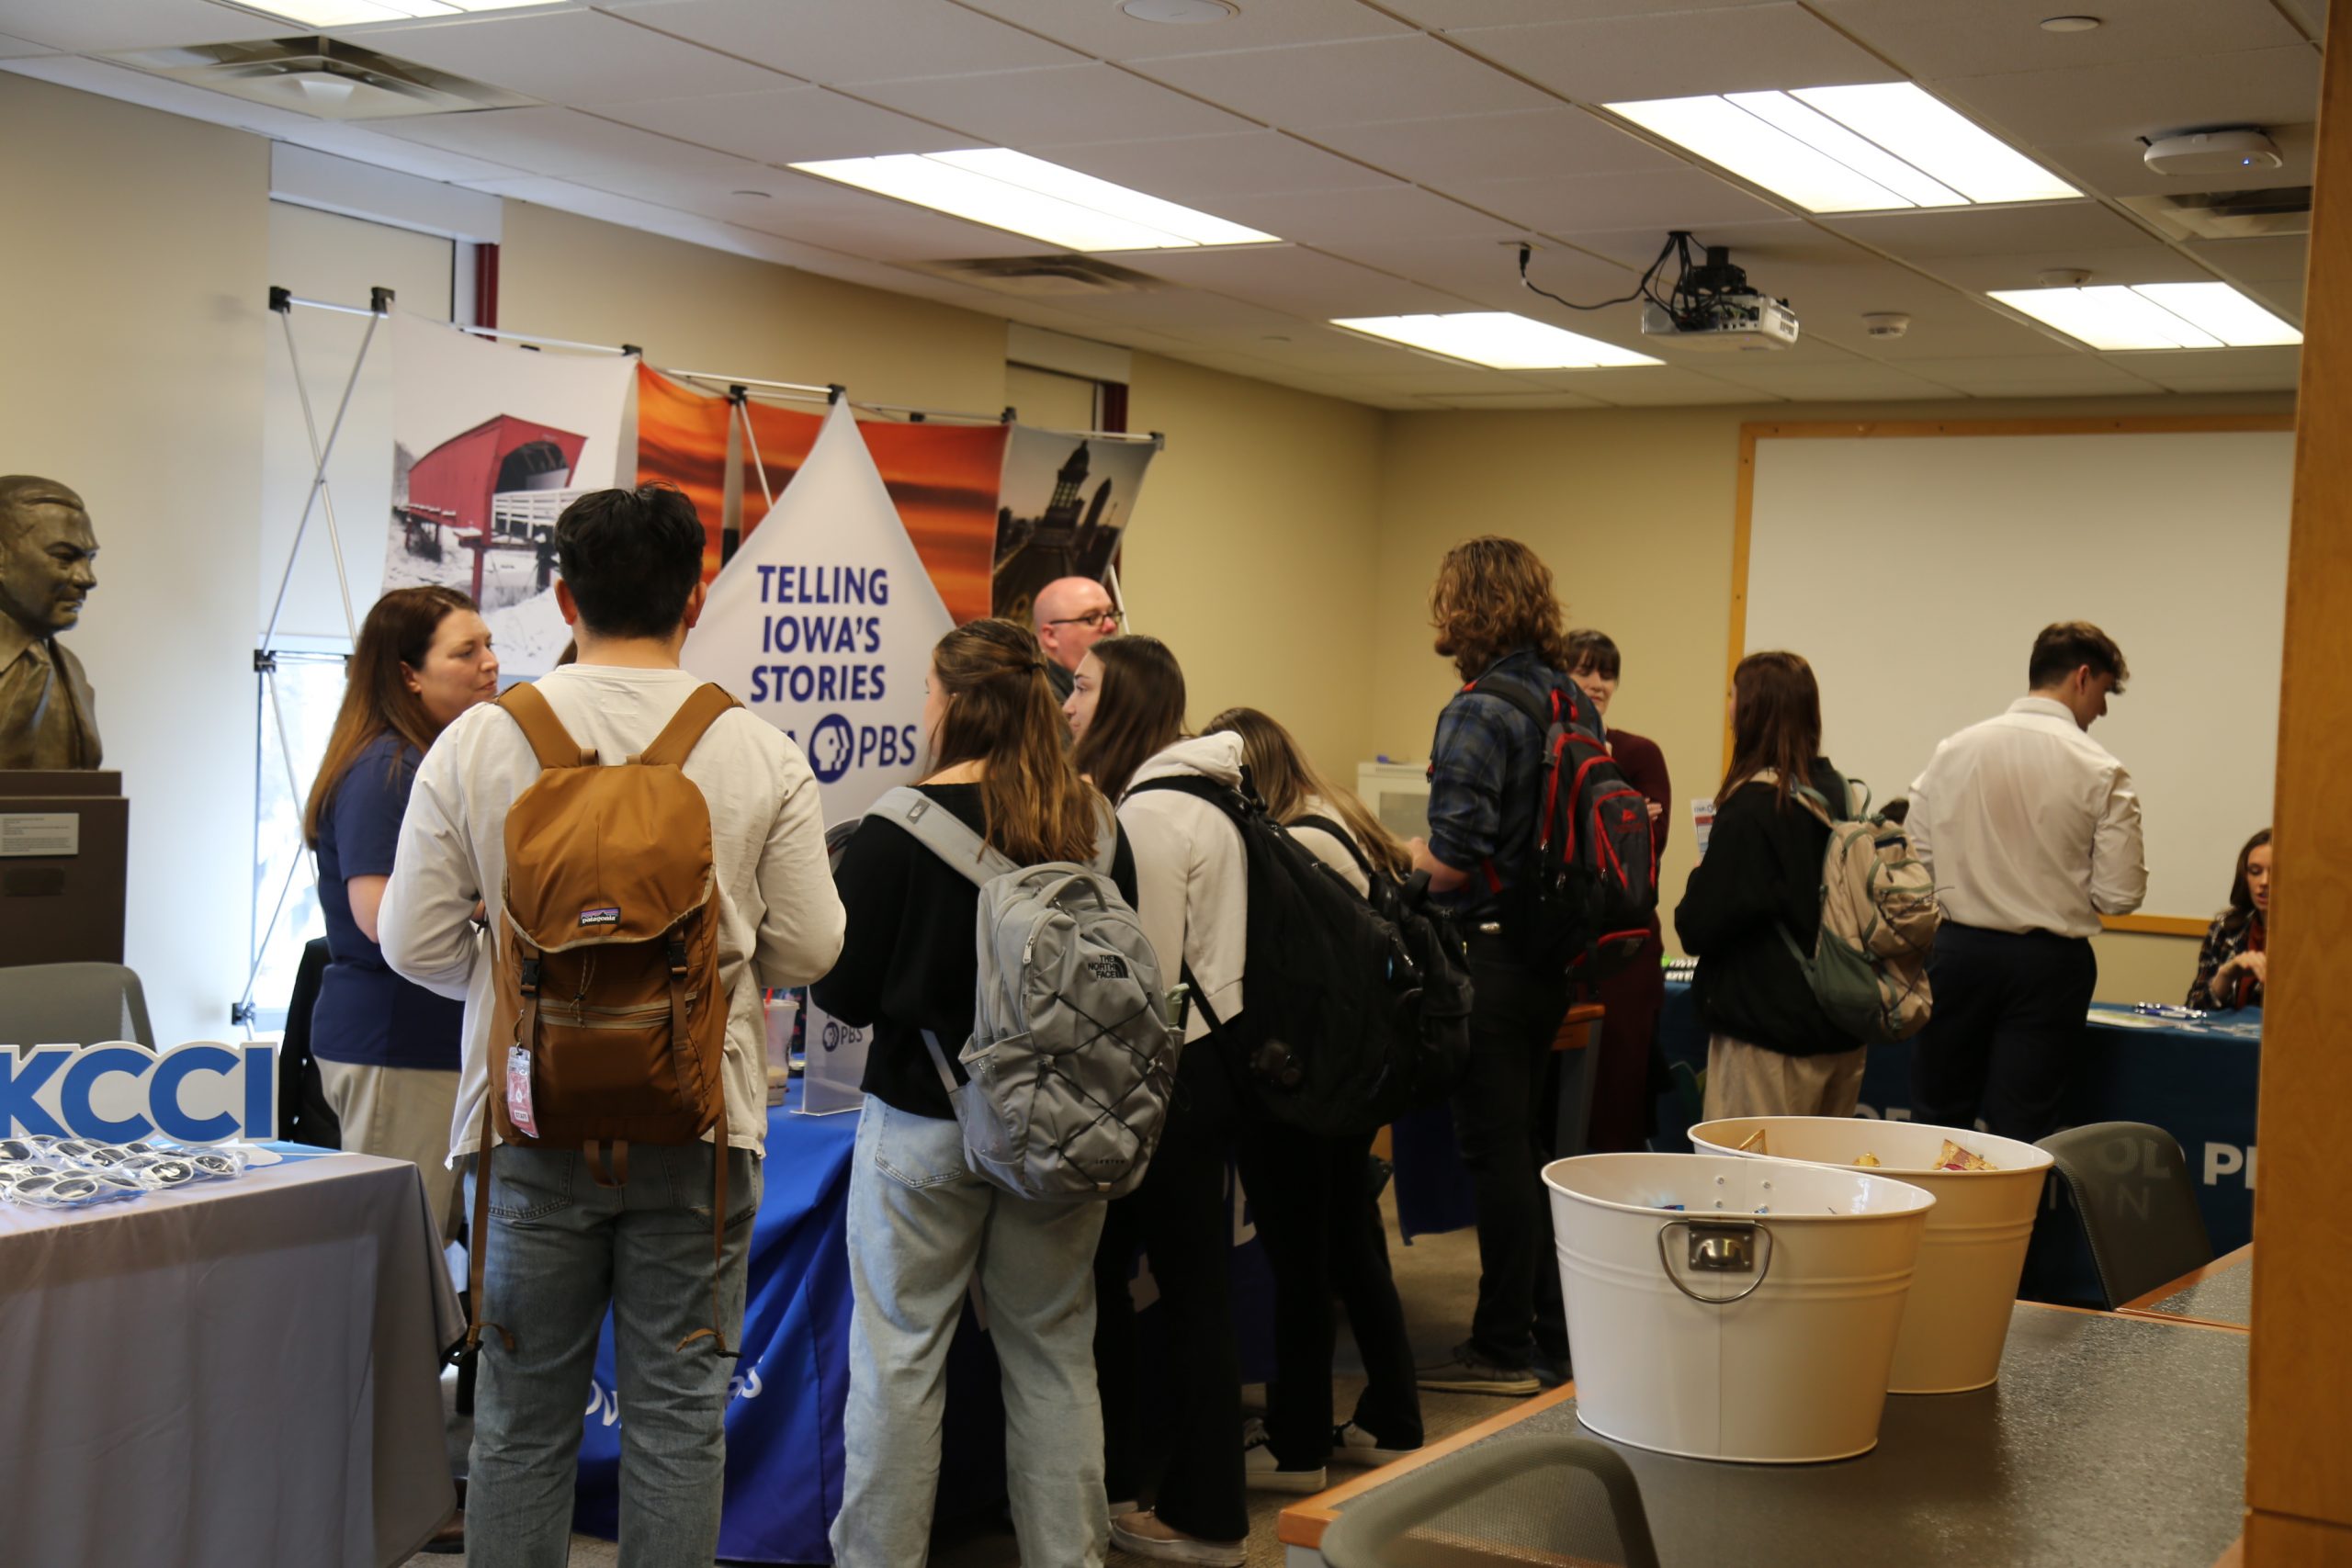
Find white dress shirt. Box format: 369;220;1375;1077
377;663;846;1164
1908;696;2147;939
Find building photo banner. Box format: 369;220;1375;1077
991;425;1157;623
385;313;635;676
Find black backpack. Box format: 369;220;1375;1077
1125;774;1473;1138
1466;673;1660;979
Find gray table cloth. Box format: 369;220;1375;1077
0;1149;465;1567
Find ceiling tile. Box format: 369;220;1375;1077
463;175;862;275
603;86;969;164
1523;365;1775;404
1043;288;1329;338
1426;389;1615;409
390;105;772;187
0;0;272;51
1209;185;1523;248
1305;107;1684;186
1026;131;1396;201
1925;245;2218;292
1930;48;2322;150
2035;123;2316;202
2278;0;2324;39
1391;0;1795;25
1324;367;1561;395
1890;355;2165;396
701;174;1056;258
1466;165;1791;235
2110;344;2301;391
1812;0;2305;82
1446;4;1894;103
1765;278;2077;359
2185;235;2311;283
0;28;50;56
851;61;1257;144
1126;245;1464;315
1330;232;1641;311
275;120;530;185
1569;218;1860;270
604;0;1084;83
1147;325;1454;373
2247;276;2305;318
1824;202;2159;258
1699;359;1965;399
956;0;1411;61
1130;35;1555;128
347;10;792;105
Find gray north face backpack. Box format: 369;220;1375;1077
874;787;1182;1201
1765;774;1941;1045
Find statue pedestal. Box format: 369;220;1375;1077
0;771;126;964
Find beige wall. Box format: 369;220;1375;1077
1125;353;1386;782
1372;393;2294;1005
0;75;270;1046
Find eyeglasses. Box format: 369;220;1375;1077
1045;606;1123;630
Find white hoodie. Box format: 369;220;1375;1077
1118;733;1248;1043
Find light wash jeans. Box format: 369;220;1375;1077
831;1096;1111;1568
463;1142;760;1568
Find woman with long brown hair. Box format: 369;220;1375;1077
1071;635;1255;1565
304;584;498;1243
1673;650;1864;1118
2188;828;2272;1010
815;618;1138;1568
1202;707;1426;1488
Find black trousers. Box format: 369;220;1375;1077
1092;1050;1247;1541
1910;923;2098;1143
1450;936;1574;1365
1233;1111;1424;1469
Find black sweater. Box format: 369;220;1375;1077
1673;759;1860;1058
810;784;1139;1121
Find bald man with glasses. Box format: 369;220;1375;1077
1032;575;1122;702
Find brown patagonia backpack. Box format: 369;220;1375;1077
465;679;742;1359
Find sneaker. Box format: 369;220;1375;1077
1416;1340;1541;1396
1531;1347;1573;1390
1242;1417;1328;1494
1109;1509;1246;1565
1329;1421;1421;1468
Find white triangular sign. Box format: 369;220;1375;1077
683;400;950;820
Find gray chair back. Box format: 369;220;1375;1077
2037;1121;2214;1310
1320;1433;1661;1568
0;962;156;1049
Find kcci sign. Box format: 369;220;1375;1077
3;1042;277;1144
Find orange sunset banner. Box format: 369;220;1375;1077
634;364;1007;626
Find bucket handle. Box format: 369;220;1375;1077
1656;1219;1775;1305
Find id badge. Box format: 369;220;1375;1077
505;1044;540;1139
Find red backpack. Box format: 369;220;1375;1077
1464;674;1660;978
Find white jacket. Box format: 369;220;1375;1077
1118;733;1247;1043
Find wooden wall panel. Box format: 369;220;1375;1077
2247;0;2352;1557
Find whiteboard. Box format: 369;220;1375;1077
1744;425;2293;923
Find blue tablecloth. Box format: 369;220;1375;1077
568;1082;1273;1564
1656;981;2260;1301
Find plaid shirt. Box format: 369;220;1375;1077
1426;649;1592;921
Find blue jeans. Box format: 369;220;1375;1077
832;1096;1111;1568
463;1142;760;1568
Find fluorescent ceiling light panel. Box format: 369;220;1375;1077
1607;82;2077;213
247;0;562;19
1330;313;1662;369
1989;284;2301;350
790;150;1278;252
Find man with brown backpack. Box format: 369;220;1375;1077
380;483;845;1567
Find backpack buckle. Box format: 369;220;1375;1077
666;934;689;976
518;956;542;996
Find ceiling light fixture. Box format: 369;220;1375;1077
1990;281;2301;349
1605;82;2078;213
240;0;564;24
1329;312;1662;369
1121;0;1238;20
790;149;1278;251
2040;15;2102;31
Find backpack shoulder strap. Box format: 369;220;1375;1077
637;683;741;768
874;785;1018;887
1465;673;1553;735
1123;773;1239;813
499;682;592;769
1290;813;1373;880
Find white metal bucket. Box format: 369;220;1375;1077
1690;1117;2053;1394
1544;1153;1933;1463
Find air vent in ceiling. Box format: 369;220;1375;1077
909;254;1170;297
2120;186;2312;242
103;36;538;120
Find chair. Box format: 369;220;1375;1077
2037;1121;2214;1310
1319;1434;1662;1568
0;961;155;1049
276;938;343;1148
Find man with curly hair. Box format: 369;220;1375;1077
1408;536;1597;1397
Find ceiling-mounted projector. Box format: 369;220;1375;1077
2144;129;2283;177
1638;243;1800;352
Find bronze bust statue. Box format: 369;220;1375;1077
0;476;102;769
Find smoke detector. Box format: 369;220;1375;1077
1861;312;1912;340
2145;129;2284;177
